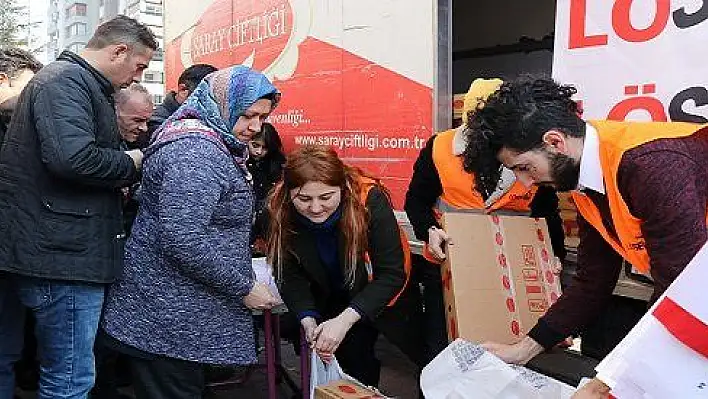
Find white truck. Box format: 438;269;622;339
163;0;692;384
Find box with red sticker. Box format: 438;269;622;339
314;379;388;399
440;213;562;345
558;193;580;249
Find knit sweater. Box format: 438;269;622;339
101;133;257;365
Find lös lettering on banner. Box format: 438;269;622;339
577;83;708;123
554;0;708;122
568;0;708;49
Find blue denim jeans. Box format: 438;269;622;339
0;273;25;399
0;274;104;399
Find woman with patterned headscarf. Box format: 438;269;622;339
100;66;281;399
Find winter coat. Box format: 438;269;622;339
0;51;137;282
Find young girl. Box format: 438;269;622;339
247;122;286;246
267;145;424;387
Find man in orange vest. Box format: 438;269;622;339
404;78;566;360
464;77;708;396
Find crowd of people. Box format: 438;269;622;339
0;15;423;399
0;13;706;399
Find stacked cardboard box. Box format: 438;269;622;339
558;192;580;249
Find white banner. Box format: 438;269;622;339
595;243;708;398
553;0;708;123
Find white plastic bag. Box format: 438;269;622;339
420;339;575;399
309;350;346;399
251;257;283;304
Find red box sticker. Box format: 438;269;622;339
528;299;547;313
537;228;545;242
525;285;543;295
550;292;559;303
511;320;520;336
506;297;516;312
449;317;458;339
521;245;536;266
522;268;539;282
502;275;511;290
545;270;555;284
442;269;452;291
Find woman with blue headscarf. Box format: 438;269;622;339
100;66;281;399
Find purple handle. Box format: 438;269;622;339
300;327;310;398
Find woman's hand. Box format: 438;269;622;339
427;226;453;261
313;308;361;359
243;282;279;310
301;317;318;344
301;317;334;363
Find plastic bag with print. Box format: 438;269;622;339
420;339;575;399
251;256;283;304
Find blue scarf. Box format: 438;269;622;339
151;66;281;166
296;206;346;290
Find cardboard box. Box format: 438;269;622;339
557;192;577;212
314;380;387;399
441;213;562;344
452;93;466;119
558;193;580;249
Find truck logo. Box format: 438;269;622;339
180;0;310;81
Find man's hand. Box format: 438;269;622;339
301;317;318;344
427;226;453;261
556;336;575;348
312;308;360;360
482;336;545;365
125;149;144;171
243;282;279;310
572;378;611;399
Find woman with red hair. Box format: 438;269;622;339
267;145;424;387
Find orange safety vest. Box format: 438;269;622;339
571;120;708;274
424;129;536;262
359;177;412;307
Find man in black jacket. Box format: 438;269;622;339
0;47;43;397
147;63;217;136
0;48;42;148
0;16;157;398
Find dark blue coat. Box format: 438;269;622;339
0;51;137;283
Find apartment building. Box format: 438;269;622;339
47;0;100;61
101;0;165;104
